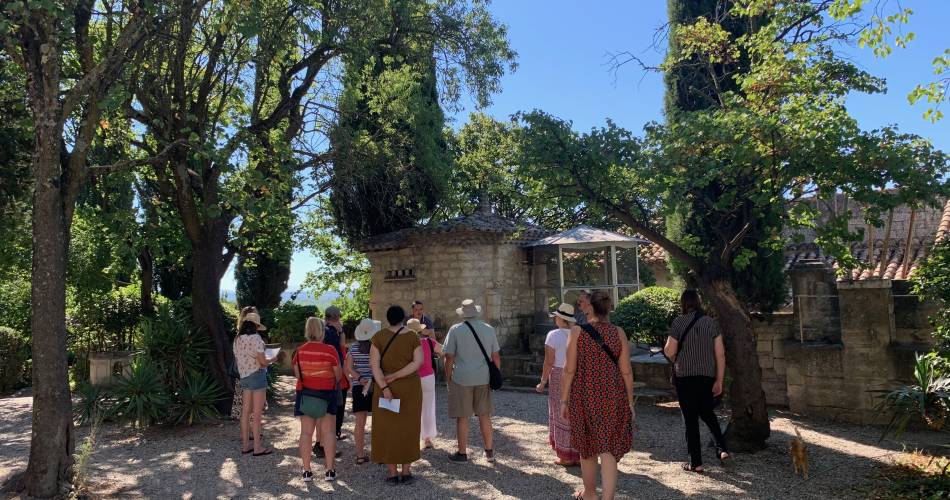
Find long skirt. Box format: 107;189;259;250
548;367;580;462
420;374;438;440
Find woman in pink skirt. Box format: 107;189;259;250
536;303;581;466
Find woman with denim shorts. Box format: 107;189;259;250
234;312;276;456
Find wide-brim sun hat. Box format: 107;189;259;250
406;318;426;333
243;312;267;331
456;299;482;318
354;318;381;341
549;303;577;323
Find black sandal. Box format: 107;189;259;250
716;448;733;464
355;456;369;465
682;462;704;473
385;476;399;485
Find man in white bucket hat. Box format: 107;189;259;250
443;299;501;463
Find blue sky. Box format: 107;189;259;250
222;1;950;293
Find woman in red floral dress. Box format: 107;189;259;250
560;291;635;500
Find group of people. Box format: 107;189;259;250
231;289;731;500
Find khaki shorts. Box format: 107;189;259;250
447;380;494;418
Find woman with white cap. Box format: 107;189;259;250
345;318;381;465
537;303;581;466
407;317;442;450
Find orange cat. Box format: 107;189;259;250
789;427;808;480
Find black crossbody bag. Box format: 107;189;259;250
579;323;620;366
464;321;503;390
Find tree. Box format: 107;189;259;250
127;0;515;407
519;0;950;451
1;1;168;495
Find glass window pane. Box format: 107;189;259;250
616;246;641;285
562;247;612;287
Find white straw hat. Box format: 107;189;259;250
406;318;426;333
354;318;381;341
455;299;482;318
549;303;577;323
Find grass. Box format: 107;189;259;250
871;449;950;499
72;414;101;497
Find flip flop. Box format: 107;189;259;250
355;456;370;465
252;449;274;456
241;448;253;454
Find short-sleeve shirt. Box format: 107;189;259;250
293;342;340;391
348;342;373;381
419;315;433;329
324;325;344;363
418;337;439;378
544;328;570;368
443;319;500;386
233;333;265;378
668;312;721;378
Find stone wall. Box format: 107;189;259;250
750;266;937;424
366;232;535;352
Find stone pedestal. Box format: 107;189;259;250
89;351;135;387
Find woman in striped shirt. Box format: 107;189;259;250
663;289;730;473
345;318;380;465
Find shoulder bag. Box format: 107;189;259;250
464;321;503;390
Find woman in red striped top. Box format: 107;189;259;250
293;317;342;482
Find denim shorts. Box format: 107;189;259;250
240;369;267;391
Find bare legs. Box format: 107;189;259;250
240;389;267;453
320;413;336;471
576;453;618;500
354;411;368;459
298;416;317;472
455;415;494;454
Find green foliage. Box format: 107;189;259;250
67;283;142;352
0;326;29;394
236;243;291;310
266;302;321;344
612;287;681;346
0;272;30;337
876;353;950;438
73;382;110;426
110;359;170;428
170;373;224;425
141;304;212;387
912;239;950;350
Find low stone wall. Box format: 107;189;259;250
752;312;795;407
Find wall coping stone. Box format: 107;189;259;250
837;278;892;290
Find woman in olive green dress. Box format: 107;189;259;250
370;305;424;484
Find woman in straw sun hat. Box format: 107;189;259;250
233;312;277;456
537;303;581;466
345;318;381;465
408;317;442;450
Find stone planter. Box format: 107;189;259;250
89;350;136;387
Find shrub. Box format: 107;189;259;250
267;302;320;344
171;373;224;425
110;358;170;428
0;274;30;337
67;283;142;351
141;303;212;387
73;382;111;426
876;353;950;437
612;286;680;346
0;326;30;394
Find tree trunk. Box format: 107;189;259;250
23;114;74;497
700;278;770;452
190;241;235;413
138;248;155;315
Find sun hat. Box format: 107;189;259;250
354;318;381;341
455;299;482;318
549;303;577;323
242;312;267;331
406;318;426;333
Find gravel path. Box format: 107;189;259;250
1;377;944;499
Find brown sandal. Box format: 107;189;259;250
682;462;704;473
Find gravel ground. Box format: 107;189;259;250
1;377;945;499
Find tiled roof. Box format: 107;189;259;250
639;197;950;281
358;211;551;252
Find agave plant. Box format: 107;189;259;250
111;358;170;428
73;382;111;426
877;353;950;438
172;373;225;425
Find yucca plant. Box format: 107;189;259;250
73;382;112;426
877;353;950;438
172;373;225;425
111;359;170;428
141;304;211;387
